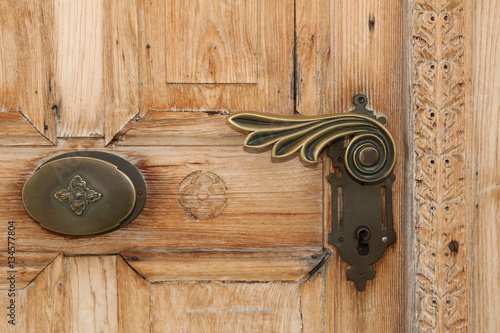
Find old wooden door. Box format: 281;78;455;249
1;0;497;332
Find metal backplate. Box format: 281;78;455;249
22;151;146;236
327;141;396;291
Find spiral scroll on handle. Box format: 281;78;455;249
227;97;396;183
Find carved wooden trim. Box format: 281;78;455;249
412;0;471;331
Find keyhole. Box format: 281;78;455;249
355;226;371;256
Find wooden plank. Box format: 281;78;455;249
297;0;407;331
295;0;330;114
63;256;118;332
0;0;19;112
25;254;65;333
472;0;499;331
117;256;150;333
0;288;28;332
412;0;472;331
116;111;243;146
0;112;53;146
151;282;302;332
0;139;322;255
164;0;257;84
121;250;326;282
0;0;57;143
0;252;59;290
300;264;327;333
103;0;140;144
140;0;294;114
54;0;105;137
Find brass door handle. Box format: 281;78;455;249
227;94;397;291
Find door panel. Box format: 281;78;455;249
0;0;410;332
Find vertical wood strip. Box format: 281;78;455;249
104;0;140;144
26;254;65;333
54;0;105;137
0;0;57;144
296;0;407;331
117;256;151;333
471;0;500;331
412;0;472;331
63;256;118;332
300;265;327;333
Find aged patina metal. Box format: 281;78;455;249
227;94;397;291
22;151;146;236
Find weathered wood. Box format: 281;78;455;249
63;256;118;332
0;139;322;255
0;112;53;146
121;250;326;282
104;0;140;144
150;282;302;332
25;254;65;333
0;252;59;290
412;0;472;331
296;0;407;331
117;256;151;333
116;111;243;146
0;0;57;143
0;288;28;332
164;0;257;84
472;0;499;331
139;0;295;114
54;0;105;137
300;264;327;333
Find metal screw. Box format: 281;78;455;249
382;236;388;243
357;96;366;104
449;240;459;252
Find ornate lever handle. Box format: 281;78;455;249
227;95;396;183
227;94;397;291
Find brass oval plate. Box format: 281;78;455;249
22;152;146;236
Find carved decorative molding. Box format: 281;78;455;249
178;171;227;220
412;0;470;331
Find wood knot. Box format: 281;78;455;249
178;171;227;220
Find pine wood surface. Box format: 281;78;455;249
472;0;500;331
0;252;59;289
0;0;57;144
0;0;489;331
296;0;407;331
0;112;53;146
140;0;294;115
121;250;327;282
0;137;323;254
411;0;473;331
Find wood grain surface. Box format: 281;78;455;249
0;0;57;144
0;252;59;290
150;282;302;332
472;0;500;331
0;136;323;255
411;0;473;331
0;112;53;146
140;0;295;114
121;250;327;282
297;0;407;331
54;0;105;138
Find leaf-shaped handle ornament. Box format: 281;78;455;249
227;95;396;183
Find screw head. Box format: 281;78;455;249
359;147;379;167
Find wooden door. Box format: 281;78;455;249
0;0;497;332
